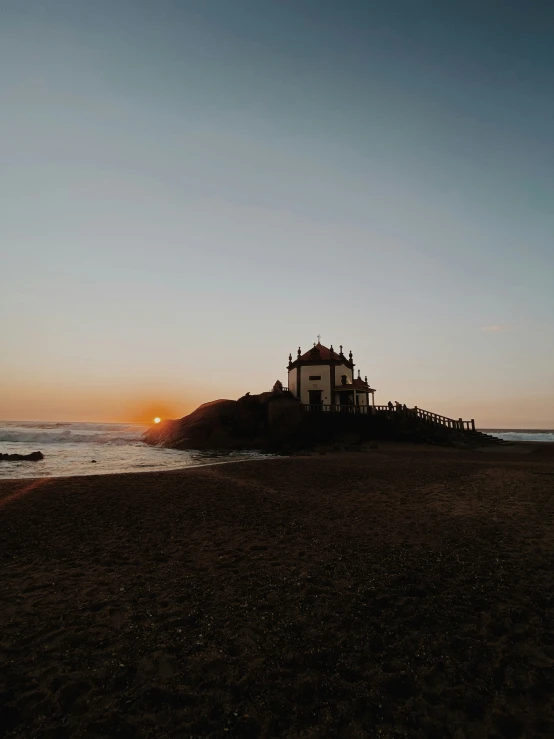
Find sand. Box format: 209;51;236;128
1;444;553;738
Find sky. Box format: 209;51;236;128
1;0;553;427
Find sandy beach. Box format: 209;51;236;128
1;444;553;738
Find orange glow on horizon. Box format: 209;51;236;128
0;377;200;424
126;400;191;425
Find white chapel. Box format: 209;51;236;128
286;342;375;409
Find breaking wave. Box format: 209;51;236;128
0;424;146;445
484;430;554;443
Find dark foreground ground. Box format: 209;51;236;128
1;444;553;738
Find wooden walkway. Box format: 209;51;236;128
302;404;476;432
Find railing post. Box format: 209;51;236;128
458;418;463;430
471;419;475;431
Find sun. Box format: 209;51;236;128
154;417;161;424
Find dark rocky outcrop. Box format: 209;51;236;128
144;391;495;454
143;393;303;452
0;451;44;461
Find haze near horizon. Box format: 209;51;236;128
1;0;553;428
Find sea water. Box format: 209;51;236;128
483;429;554;443
0;421;268;479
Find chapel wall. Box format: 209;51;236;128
300;364;332;405
335;364;353;385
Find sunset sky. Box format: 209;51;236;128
1;0;553;428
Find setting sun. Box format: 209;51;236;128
154;417;161;424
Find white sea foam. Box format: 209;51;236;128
0;427;144;445
484;430;554;443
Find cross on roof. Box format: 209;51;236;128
317;334;321;343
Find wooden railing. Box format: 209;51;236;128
412;407;475;431
302;404;475;431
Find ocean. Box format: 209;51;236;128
483;429;554;443
0;421;268;479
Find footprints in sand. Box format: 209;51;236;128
58;680;92;715
108;608;126;629
249;544;269;552
158;654;175;680
137;652;176;681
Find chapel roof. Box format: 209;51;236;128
298;343;341;361
290;342;354;367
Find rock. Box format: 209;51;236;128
0;451;44;461
143;399;262;450
143;392;302;452
91;460;97;463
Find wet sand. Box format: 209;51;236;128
1;444;553;738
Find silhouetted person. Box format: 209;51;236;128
388;401;393;411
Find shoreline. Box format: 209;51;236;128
1;447;553;737
1;439;553;484
0;453;278;485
